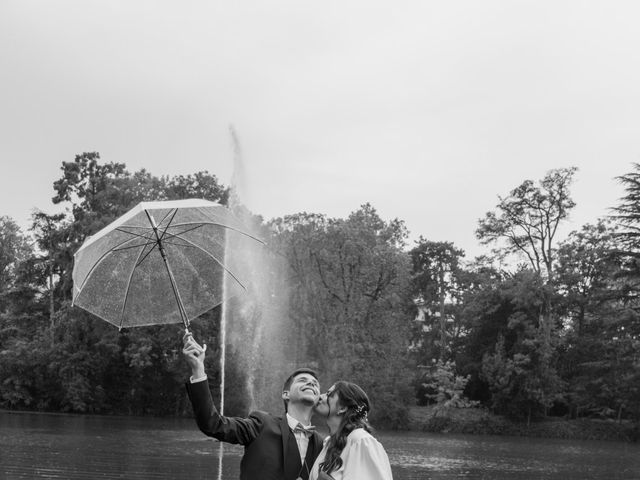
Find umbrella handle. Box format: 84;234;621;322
182;329;207;355
183;327;192;341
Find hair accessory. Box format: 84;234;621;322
354;404;368;419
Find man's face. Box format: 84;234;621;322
285;373;320;406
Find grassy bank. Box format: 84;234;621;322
407;406;639;442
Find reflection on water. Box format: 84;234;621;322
217;442;225;480
380;431;640;479
1;411;639;479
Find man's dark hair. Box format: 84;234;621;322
282;367;318;412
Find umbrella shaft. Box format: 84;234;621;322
160;247;190;327
146;210;190;329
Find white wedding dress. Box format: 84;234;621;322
309;428;393;480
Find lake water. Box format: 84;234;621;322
1;411;639;479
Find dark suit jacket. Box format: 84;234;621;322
186;379;324;480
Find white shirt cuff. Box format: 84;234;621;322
190;374;207;383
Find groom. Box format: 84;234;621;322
183;334;324;480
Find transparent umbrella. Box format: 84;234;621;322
72;199;261;333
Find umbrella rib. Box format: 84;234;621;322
156;225;211;249
165;231;248;290
112;225;154;230
162;223;206;238
110;229;159;266
118;241;149;330
196;206;265;244
166;220;264;244
76;234;153;294
112;241;156;253
134;238;161;268
157;208;177;232
158;208;179;241
161;238;201;249
125;210;177;268
114;227;156;242
159;226;226;253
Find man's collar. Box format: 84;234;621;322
286;412;312;429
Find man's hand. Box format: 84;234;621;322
182;332;207;380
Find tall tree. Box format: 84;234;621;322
477;270;564;421
52;152;129;232
611;162;640;303
409;238;466;362
272;204;414;426
555;219;620;337
0;216;31;299
476;167;578;280
595;163;640;423
1;153;235;415
0;217;38;337
163;171;230;203
612;162;640;248
31;212;67;335
476;167;578;371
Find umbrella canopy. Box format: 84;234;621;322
72;199;261;330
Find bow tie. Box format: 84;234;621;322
293;423;316;437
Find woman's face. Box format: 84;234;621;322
315;384;341;418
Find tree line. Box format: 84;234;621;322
0;153;638;430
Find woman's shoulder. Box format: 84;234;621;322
345;427;375;444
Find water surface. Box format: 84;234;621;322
1;411;638;479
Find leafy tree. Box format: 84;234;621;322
49;153;230;301
581;164;640;423
611;162;640;305
555;220;621;333
272;204;414;426
612;162;640;247
0;217;42;342
49;152;130;300
476;167;578;402
0;216;31;298
451;260;512;403
52;152;129;233
551;220;624;417
31;212;67;331
420;359;478;408
476;167;578;280
163;171;230;203
482;325;564;424
0;153;236;416
409;239;466;362
456;269;563;418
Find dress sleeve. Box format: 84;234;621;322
341;435;394;480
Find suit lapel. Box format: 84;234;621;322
311;432;324;458
302;434;322;480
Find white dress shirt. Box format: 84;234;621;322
286;413;312;465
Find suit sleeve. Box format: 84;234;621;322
186;379;262;445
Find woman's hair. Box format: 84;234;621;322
320;381;373;474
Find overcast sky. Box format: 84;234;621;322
2;1;640;258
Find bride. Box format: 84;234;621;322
309;381;393;480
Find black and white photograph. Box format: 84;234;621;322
1;2;639;479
